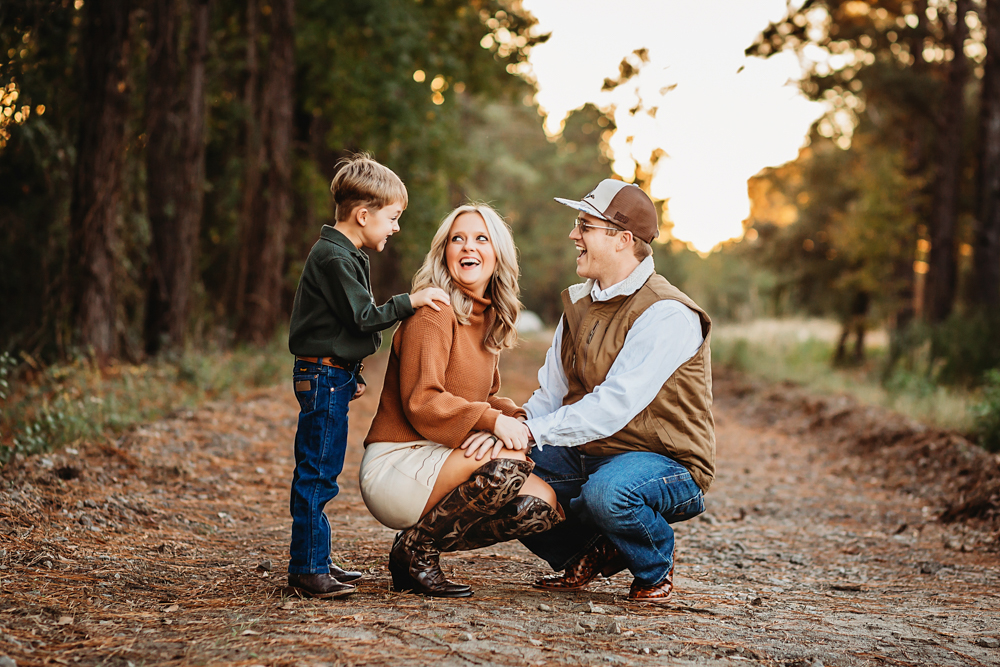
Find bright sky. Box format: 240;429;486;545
520;0;825;252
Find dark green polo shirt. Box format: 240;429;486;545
288;225;414;382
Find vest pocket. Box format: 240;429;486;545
645;410;677;450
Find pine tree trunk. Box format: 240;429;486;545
974;0;1000;308
925;0;970;322
144;0;210;355
230;0;260;326
68;0;132;360
236;0;295;344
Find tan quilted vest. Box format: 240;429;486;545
559;273;716;491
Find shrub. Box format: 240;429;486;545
0;334;290;466
973;369;1000;453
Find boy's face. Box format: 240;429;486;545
360;202;404;252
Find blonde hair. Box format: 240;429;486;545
330;152;408;222
412;204;521;352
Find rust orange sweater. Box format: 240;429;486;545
364;291;525;449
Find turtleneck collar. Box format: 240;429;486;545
459;287;492;317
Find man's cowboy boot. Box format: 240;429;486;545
628;563;674;603
389;458;533;597
532;535;628;591
440;495;563;552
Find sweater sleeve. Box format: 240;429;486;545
398;308;500;447
487;358;527;419
318;257;414;335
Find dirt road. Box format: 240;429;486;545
1;336;998;666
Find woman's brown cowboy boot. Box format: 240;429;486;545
388;458;533;597
440;495;563;552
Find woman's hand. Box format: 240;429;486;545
460;416;530;460
460;430;498;460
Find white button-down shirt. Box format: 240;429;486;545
523;257;704;449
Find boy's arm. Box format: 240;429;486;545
320;257;414;335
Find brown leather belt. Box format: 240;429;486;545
295;356;363;373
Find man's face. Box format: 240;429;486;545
569;211;623;286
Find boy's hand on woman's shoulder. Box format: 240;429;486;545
409;287;450;312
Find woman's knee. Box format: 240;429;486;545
520;474;557;508
493;449;528;462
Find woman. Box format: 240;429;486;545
360;203;562;598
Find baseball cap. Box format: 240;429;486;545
554;179;659;243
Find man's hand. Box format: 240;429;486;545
493;414;530;452
351;383;366;400
409;287;451;312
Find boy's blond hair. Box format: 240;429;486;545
330;153;408;222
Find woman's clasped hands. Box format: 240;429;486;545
460;414;532;460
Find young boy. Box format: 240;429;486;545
286;154;449;599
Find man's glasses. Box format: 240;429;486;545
573;217;622;234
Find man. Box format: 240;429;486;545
519;179;715;603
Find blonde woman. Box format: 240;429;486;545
360;204;562;597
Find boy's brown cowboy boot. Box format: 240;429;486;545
440;495;563;552
287;573;355;599
389;458;533;597
532;535;628;591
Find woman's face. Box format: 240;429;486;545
445;212;497;298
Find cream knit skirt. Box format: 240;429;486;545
359;440;454;529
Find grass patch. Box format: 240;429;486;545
0;335;290;466
972;369;1000;453
712;318;976;434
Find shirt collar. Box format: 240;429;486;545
321;225;367;262
568;256;655;304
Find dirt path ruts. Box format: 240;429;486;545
0;336;997;667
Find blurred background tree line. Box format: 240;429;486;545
4;0;1000;455
3;0;1000;405
2;0;675;362
696;0;1000;392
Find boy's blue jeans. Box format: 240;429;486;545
288;359;357;575
520;446;705;587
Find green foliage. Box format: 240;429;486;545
0;351;14;400
1;0;556;357
0;337;290;466
884;314;1000;388
714;338;750;373
973;369;1000;452
678;245;776;322
713;318;976;433
744;0;991;385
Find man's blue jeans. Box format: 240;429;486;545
288;360;357;575
521;446;705;586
